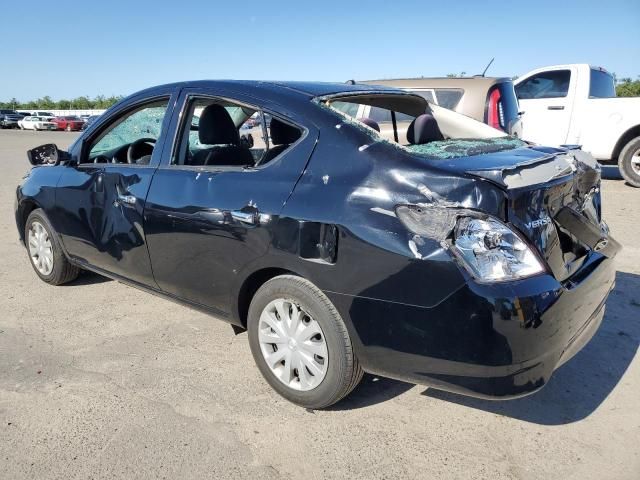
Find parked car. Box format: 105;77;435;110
16;80;619;408
27;110;55;119
18;116;57;131
362;77;523;138
51;115;85;131
0;109;23;129
514;64;640;187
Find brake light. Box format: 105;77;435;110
487;87;504;131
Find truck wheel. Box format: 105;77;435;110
247;275;363;409
619;137;640;188
25;209;80;285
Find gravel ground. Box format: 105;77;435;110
1;129;638;480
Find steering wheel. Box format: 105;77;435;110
126;138;156;164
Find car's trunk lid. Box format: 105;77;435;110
423;145;620;281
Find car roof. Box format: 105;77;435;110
133;80;403;99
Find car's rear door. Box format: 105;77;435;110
52;88;179;286
143;87;318;316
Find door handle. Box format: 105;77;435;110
115;187;137;206
547;105;565;110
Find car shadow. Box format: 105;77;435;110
422;271;639;424
329;374;414;411
64;270;112;286
601;164;623;180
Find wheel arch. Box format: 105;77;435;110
236;267;301;329
17;199;41;243
612;124;640;162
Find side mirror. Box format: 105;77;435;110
26;144;69;166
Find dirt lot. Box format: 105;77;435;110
0;129;638;480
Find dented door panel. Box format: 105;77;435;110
53;165;158;285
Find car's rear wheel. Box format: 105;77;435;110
247;275;363;409
619;137;640;188
25;209;80;285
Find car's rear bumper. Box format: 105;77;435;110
326;250;617;400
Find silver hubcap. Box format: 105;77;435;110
630;150;640;175
258;299;328;391
28;221;54;275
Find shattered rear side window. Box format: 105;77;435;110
406;138;526;159
321;100;526;159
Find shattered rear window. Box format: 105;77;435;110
320;99;526;159
406;138;526;159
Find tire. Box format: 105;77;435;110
619;137;640;187
24;209;80;285
247;275;363;409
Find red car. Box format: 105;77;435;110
51;116;85;131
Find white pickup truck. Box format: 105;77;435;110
514;64;640;187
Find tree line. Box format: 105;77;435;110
0;95;124;110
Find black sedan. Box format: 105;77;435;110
15;80;619;408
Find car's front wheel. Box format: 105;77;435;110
248;275;363;409
619;136;640;188
25;209;80;285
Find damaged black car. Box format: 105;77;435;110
15;80;620;408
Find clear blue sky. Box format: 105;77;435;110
2;0;639;101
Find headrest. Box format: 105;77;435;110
199;104;239;145
407;114;444;144
357;117;380;132
270;118;301;145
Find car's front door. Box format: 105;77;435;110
53;91;178;286
143;88;318;315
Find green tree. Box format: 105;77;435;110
615;76;640;97
73;96;92;109
38;96;55;109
